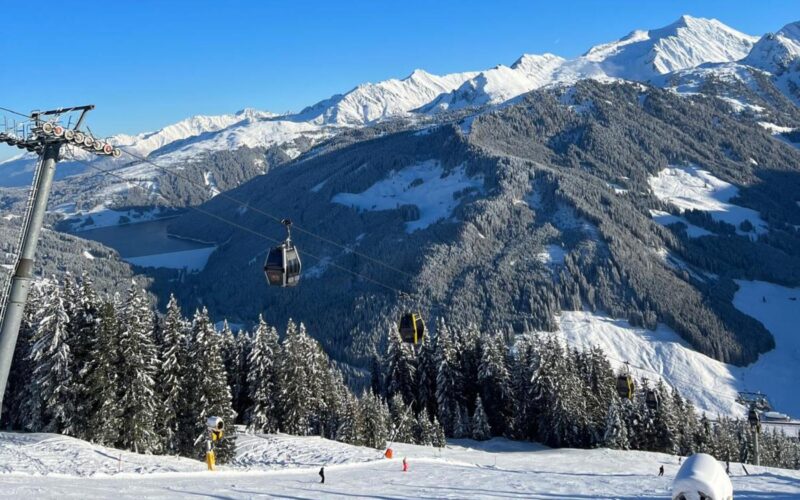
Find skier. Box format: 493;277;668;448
402;457;408;472
658;465;664;476
726;461;730;475
319;466;325;483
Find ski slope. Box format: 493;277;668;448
1;432;798;499
550;279;800;419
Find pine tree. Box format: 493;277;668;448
385;328;417;406
415;332;437;418
453;404;470;439
29;278;74;434
389;394;415;444
232;330;252;421
247;316;280;432
116;283;160;454
415;412;434;446
360;391;389;449
471;397;491;441
337;392;363;446
435;319;461;436
66;275;100;440
651;381;678;454
188;307;237;462
157;294;188;453
85;301;122;446
219;321;239;401
431;416;447;448
277;319;312;435
602;399;629;449
477;332;514;436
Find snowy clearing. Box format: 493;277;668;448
649;166;767;235
650;209;713;237
550;279;800;419
0;432;798;499
125;246;216;272
332;160;483;232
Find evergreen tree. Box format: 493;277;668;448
389;394;415;444
651;381;678;454
602;399;630;449
277;319;313;435
477;332;514;436
157;294;188;453
453;404;471;439
471;397;491;441
187;307;237;462
85;301;122;447
431;416;447;448
435;320;461;436
66;275;100;440
232;330;252;422
116;284;160;454
29;279;74;434
246;316;280;432
385;328;417;406
360;391;389;449
337;392;363;446
415;332;437;418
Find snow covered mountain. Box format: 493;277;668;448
423;54;565;111
291;68;479;125
743;21;800;73
425;16;757;111
569;15;757;80
110;108;275;158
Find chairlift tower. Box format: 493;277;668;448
0;105;120;418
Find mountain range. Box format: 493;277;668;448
2;15;800;418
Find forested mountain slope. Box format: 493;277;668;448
167;79;800;369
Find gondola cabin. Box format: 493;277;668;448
399;312;425;344
616;374;634;400
264;242;301;287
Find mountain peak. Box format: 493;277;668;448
743;20;800;72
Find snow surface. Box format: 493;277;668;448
649;166;767;235
125;246;216;272
550;279;800;419
1;432;797;499
331;160;483;233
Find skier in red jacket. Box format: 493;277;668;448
402;457;408;472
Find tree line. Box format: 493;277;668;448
2;275;798;470
374;317;800;469
0;276;444;463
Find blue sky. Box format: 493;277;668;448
0;0;796;150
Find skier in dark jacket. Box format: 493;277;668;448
319;466;325;483
658;465;664;476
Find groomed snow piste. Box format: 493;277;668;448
1;432;798;499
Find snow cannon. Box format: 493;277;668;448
672;453;733;500
206;416;224;440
